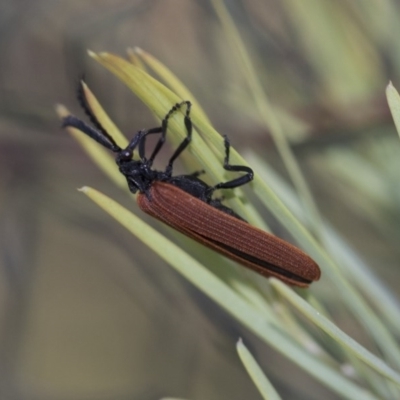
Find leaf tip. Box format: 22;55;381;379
78;186;89;193
55;104;69;118
236;337;244;352
87;49;96;58
386;81;395;94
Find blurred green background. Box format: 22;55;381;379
1;1;400;399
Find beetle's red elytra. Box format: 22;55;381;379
138;181;320;287
63;81;321;287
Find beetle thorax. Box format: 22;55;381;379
116;157;166;194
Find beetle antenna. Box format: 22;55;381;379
62;115;121;153
76;79;120;148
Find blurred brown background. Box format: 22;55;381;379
1;1;400;399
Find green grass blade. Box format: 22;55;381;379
271;278;400;386
386;82;400;139
133;47;210;124
237;339;283;400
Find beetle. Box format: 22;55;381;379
63;82;320;287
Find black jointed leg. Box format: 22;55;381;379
208;135;254;196
125;102;191;162
147;101;192;168
136;126;163;161
166;101;192;171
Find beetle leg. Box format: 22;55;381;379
164;101;192;173
207;135;254;198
